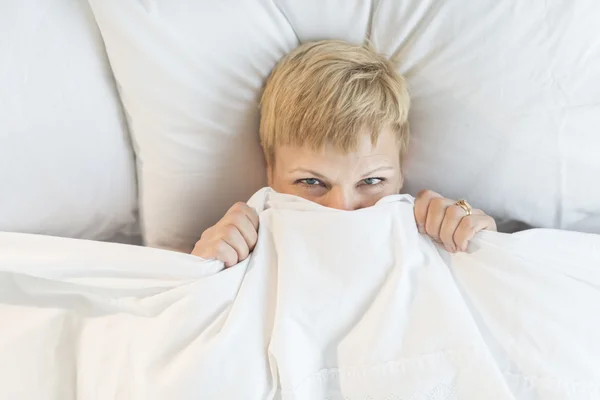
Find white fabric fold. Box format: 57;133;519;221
1;188;599;399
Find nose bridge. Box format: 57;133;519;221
327;186;356;211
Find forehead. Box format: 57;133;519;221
275;127;401;165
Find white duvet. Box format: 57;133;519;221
1;188;599;400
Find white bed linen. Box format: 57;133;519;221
0;0;138;240
88;0;600;252
0;188;599;400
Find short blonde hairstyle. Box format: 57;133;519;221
260;40;410;166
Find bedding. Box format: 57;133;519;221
88;0;600;252
1;188;599;399
0;0;138;241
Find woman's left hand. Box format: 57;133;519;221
414;189;497;253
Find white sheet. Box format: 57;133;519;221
1;188;599;399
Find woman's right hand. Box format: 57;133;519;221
191;202;259;267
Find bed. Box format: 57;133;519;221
1;1;600;399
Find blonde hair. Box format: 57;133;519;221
260;40;410;166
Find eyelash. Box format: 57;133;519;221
296;177;386;189
296;178;324;188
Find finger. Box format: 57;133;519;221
482;211;497;232
228;202;259;230
244;206;260;231
439;204;467;252
414;190;444;233
192;237;238;266
219;224;250;262
453;214;496;252
191;240;211;259
213;240;239;268
227;211;259;250
424;196;455;241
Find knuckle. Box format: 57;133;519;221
224;210;247;227
461;216;476;230
417;189;434;198
229;202;247;213
200;226;215;240
192;242;212;259
214;240;230;255
232;212;248;225
447;205;462;219
220;224;239;241
430;197;445;209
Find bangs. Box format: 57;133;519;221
260;40;410;163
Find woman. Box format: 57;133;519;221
192;40;496;267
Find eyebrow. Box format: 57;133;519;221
288;168;327;179
360;166;395;178
288;166;394;179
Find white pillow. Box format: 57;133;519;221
0;0;138;240
373;1;600;234
89;0;600;252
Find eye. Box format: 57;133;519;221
361;177;384;186
297;178;325;187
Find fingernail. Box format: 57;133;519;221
417;224;424;233
445;245;455;253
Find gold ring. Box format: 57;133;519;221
455;199;472;216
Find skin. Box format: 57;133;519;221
192;127;497;267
